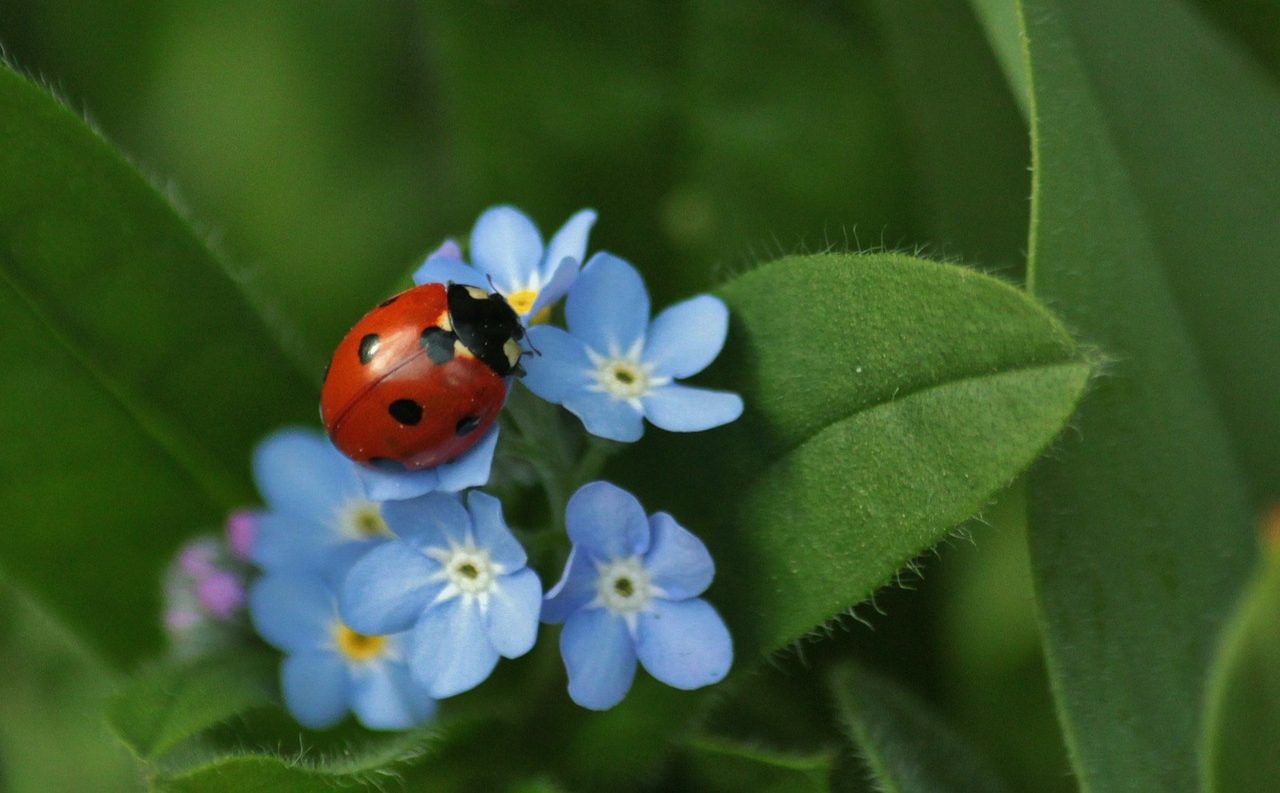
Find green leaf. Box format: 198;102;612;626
1202;536;1280;793
619;253;1088;656
685;734;834;793
108;652;275;764
0;64;316;664
973;0;1260;788
830;663;1011;793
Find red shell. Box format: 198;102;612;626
320;283;507;471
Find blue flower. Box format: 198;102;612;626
542;481;732;710
249;570;436;730
340;491;542;698
520;253;743;442
352;425;500;502
251;428;395;577
413;205;597;322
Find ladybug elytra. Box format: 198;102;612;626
320;283;524;471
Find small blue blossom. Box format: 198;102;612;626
520;253;744;442
249;570;436;730
251;428;395;577
543;481;732;710
352;425;500;502
413;205;597;322
340;491;542;699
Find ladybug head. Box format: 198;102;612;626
447;284;524;377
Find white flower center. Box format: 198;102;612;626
595;557;654;615
337;500;391;539
425;536;505;609
586;342;669;405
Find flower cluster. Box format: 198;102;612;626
227;206;739;729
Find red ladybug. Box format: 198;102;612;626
321;282;524;471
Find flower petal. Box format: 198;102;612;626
563;388;645;443
249;572;336;654
635;598;732;690
470;206;544;293
281;652;349;729
349;661;437;730
484;567;542;658
521;326;594;404
466;491;526;569
356;464;438;503
253;429;361;523
560;607;637;710
410;598;500;698
565;481;651;561
641;384;743;433
381;493;471;552
530;255;581;317
539;208;597;283
412;253;487;289
434;425;500;492
643;512;714;600
565;253;650;355
250;514;331;572
339;540;442;635
643;295;729;379
541;547;598;625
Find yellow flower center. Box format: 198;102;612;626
506;289;538;316
340;501;391;538
335;623;387;662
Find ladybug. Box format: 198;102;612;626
321;282;524;471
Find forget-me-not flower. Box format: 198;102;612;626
520;253;743;442
542;481;732;710
340;491;542;699
352;425;500;502
249;570;436;730
413;205;597;323
250;428;395;577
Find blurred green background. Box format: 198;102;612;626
0;1;1274;790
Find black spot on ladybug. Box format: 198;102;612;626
369;457;405;472
456;415;481;436
358;334;381;364
377;295;399;308
420;327;455;364
389;399;424;426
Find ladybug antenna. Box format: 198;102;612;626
485;273;499;294
524;333;542;357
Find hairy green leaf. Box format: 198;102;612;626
831;663;1010;793
108;652;275;763
1202;537;1280;793
620;253;1088;656
685;734;834;793
0;65;316;664
972;0;1259;789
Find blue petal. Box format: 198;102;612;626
641;385;743;432
560;607;637;710
470;206;544;294
249;572;336;653
281;652;349;729
539;208;597;283
565;253;650;356
564;389;645;442
541;547;598;625
531;255;581;317
521;326;594;404
642;295;729;379
466;491;527;569
412;254;487;290
250;514;331;571
339;540;442;635
642;512;714;600
349;661;437;730
381;492;471;552
410;598;500;698
253;429;361;523
355;463;438;502
565;481;651;562
484;568;542;658
636;598;732;690
434;425;500;492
